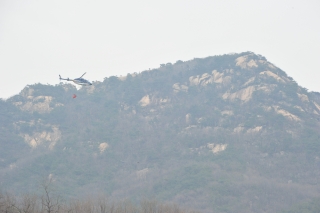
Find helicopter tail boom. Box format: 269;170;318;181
59;75;70;81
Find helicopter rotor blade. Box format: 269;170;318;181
79;72;86;78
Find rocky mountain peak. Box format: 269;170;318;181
1;52;320;213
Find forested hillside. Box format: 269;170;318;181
1;52;320;213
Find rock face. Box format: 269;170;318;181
99;142;109;153
188;70;231;86
207;143;228;154
235;55;258;69
13;87;63;113
22;126;61;149
222;86;256;102
139;95;150;106
260;70;287;83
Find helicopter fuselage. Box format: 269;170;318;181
72;78;92;86
59;73;92;86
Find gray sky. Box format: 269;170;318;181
1;0;319;99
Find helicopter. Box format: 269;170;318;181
59;72;92;86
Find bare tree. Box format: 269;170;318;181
20;194;39;213
0;192;18;213
0;190;199;213
97;195;109;213
40;176;62;213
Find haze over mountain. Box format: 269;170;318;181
1;52;320;213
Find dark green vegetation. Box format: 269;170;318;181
1;52;320;213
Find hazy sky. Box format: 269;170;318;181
1;0;319;99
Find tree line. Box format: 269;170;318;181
0;179;200;213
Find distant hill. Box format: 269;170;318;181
1;52;320;213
